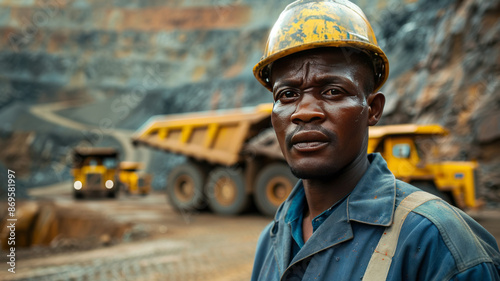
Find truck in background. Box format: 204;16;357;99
118;161;152;196
368;124;478;208
132;103;480;216
72;147;119;199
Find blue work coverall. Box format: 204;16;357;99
252;153;500;280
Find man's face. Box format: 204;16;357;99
270;48;376;180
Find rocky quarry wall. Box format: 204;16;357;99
0;0;498;204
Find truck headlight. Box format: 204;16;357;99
74;181;82;190
105;180;114;189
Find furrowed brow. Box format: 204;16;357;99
273;77;304;91
311;74;355;88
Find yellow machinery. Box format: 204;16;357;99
132;104;480;216
368;124;478;209
72;147;119;199
118;161;152;196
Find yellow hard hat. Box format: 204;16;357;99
253;0;389;92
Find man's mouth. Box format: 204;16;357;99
290;130;330;152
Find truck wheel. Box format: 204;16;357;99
167;163;206;211
206;167;249;216
410;181;454;205
254;163;297;217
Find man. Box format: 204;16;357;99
251;0;500;280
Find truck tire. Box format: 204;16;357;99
167;163;206;211
206;167;249;216
254;163;297;217
410;181;454;205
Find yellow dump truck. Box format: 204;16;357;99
72;147;119;199
132;103;479;216
118;161;152;196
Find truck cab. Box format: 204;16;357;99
72;147;119;199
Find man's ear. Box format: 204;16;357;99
367;92;385;126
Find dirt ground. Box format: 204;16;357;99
2;184;270;281
2;183;500;281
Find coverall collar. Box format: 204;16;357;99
271;153;397;271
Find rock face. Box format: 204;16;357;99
0;0;498;203
376;0;500;203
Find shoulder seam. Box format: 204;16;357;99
412;200;493;271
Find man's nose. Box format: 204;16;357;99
291;95;325;124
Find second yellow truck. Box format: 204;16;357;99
118;161;152;196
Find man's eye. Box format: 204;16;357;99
276;90;298;100
325;89;341;96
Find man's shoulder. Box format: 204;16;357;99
395;182;500;271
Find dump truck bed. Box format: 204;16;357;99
132;104;273;166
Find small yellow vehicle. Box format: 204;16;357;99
72;147;119;199
132;103;480;216
368;124;478;208
118;161;151;196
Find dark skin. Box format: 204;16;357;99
270;48;385;242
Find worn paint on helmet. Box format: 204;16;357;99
254;0;390;93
